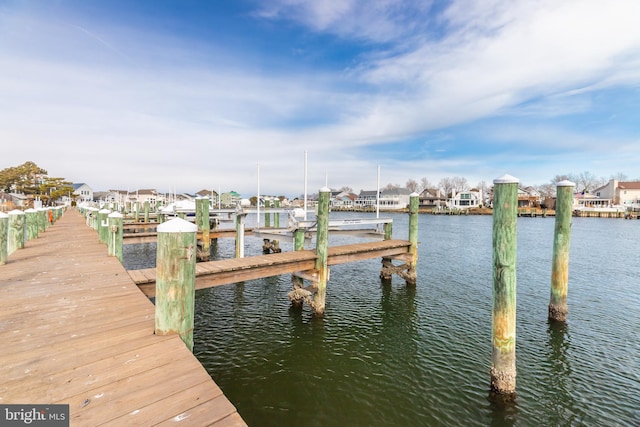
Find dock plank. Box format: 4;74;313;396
0;209;246;426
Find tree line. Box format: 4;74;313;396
0;161;74;206
334;171;636;199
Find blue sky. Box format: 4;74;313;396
1;0;639;197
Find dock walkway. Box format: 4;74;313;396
0;210;246;426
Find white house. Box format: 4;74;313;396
449;189;482;210
72;183;93;203
379;188;412;210
594;179;640;207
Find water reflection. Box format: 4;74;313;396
543;320;577;425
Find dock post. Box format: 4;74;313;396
108;212;124;262
406;193;419;286
134;202;140;223
0;212;8;265
155;217;198;351
265;207;271;228
195;197;211;254
37;208;47;234
490;174;519;396
235;210;246;258
8;210;25;255
144;201;150;223
549;180;575;322
313;187;331;314
25;209;38;240
98;209;111;244
274;200;280;228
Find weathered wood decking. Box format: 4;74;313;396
0;210;246;426
129;239;413;298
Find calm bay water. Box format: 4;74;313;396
124;213;640;426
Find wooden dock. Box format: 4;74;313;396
0;210;246;426
129;239;412;298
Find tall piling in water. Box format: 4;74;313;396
490;174;519;396
549;180;575;322
407;193;419;286
155;218;197;351
313;187;330;314
195;197;211;254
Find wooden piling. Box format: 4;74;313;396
406;193;419;286
274;199;280;228
490;174;519;396
313;187;330;314
155;218;198;351
37;208;47;233
0;212;8;265
144;201;150;223
549;180;575;322
98;209;111;244
108;211;124;262
235;212;246;258
195;197;211;253
7;210;25;255
291;228;306;295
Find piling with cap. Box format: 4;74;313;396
108;212;124;262
195;197;211;253
490;174;519;395
98;209;111;244
155;217;198;351
0;212;8;265
549;180;575;322
7;210;25;255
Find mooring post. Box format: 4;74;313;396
134;202;140;223
155;217;197;351
98;209;111;244
406;193;419;286
143;201;150;223
37;208;47;234
313;187;331;314
265;206;271;228
195;197;211;253
290;228;306;295
274;199;280;228
25;208;38;240
0;212;8;265
7;210;25;255
490;174;519;396
108;211;124;262
549;180;575;322
235;210;246;258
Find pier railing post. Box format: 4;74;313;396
108;212;124;262
549;180;575;322
0;212;8;265
155;218;198;351
8;210;25;255
406;193;419;286
313;187;331;314
491;174;519;396
196;197;211;254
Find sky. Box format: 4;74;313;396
1;0;640;197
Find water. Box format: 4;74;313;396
124;213;640;426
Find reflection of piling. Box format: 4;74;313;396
549;180;575;322
155;218;197;351
490;174;519;396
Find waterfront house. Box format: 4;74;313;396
594;179;640;208
72;183;93;203
518;187;542;208
419;188;447;210
220;191;242;208
355;190;379;209
330;191;357;209
380;188;412;210
448;189;482;210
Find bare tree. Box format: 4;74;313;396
577;171;605;193
339;185;353;193
451;176;470;193
610;172;628;181
420;177;432;193
405;179;420;193
383;183;400;190
438;177;454;197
